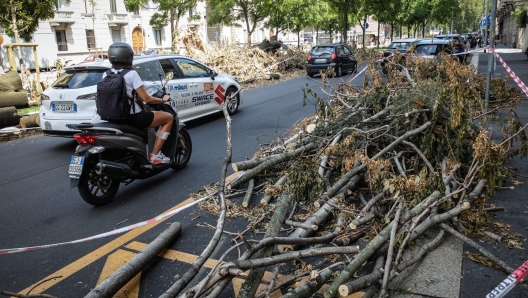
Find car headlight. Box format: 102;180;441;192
77;93;97;100
41;94;50;100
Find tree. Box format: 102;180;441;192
324;0;357;43
207;0;269;45
124;0;198;52
0;0;56;72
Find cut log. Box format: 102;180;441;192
242;179;255;208
0;106;21;128
0;91;29;109
279;197;339;252
0;71;23;92
85;222;182;298
19;112;40;128
261;175;287;205
232;154;282;172
282;268;333;298
229;143;318;189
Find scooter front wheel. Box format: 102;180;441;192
78;162;120;205
172;128;192;169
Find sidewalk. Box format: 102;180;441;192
386;44;528;297
460;43;528;297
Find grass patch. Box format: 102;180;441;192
17;105;40;115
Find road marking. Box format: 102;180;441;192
19;198;195;295
98;249;141;298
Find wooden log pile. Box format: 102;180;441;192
158;54;527;297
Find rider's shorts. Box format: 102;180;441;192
123;111;154;129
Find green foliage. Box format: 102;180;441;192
287;159;323;203
514;5;528;28
0;0;58;41
149;12;168;28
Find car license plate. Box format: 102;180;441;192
315;58;327;63
68;155;84;177
52;103;76;112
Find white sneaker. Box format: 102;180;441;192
149;152;170;164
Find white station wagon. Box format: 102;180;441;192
39;53;244;136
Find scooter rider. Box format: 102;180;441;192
105;42;173;164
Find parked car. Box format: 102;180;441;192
78;54;109;64
39;54;244;136
408;39;458;63
306;44;358;77
434;34;467;63
379;38;421;71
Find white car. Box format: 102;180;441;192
39;54;244;136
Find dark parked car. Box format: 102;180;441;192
306;44;357;77
379;38;421;71
434;34;467;63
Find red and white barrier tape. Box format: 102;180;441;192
348;65;368;82
486;260;528;298
488;48;528;97
0;172;246;255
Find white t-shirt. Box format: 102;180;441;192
102;68;144;114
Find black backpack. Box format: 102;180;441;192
96;69;134;121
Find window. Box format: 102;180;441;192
86;30;95;48
55;0;61;10
111;29;121;42
188;6;197;17
154;29;162;46
173;58;209;78
109;0;117;13
343;46;351;55
52;69;106;89
134;60;164;81
159;59;180;79
55;30;68;51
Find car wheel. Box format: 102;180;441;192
225;87;239;115
336;65;342;77
307;73;314;78
172;127;192;170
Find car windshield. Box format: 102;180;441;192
311;47;335;55
388;42;412;50
415;45;440;55
52;69;106;89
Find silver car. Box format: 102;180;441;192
39;54;244;136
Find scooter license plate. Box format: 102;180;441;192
68;155;84;177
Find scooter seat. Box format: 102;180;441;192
92;122;148;142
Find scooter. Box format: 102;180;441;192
66;73;192;205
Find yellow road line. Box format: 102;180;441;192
19;198;195;295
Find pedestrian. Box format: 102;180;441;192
525;46;528;60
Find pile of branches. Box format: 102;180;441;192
180;29;307;83
162;55;527;298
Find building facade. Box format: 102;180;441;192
497;0;528;50
0;0;280;71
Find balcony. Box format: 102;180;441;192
187;16;201;27
49;11;75;27
107;13;129;27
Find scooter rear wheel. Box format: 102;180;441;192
78;163;120;205
172;128;192;169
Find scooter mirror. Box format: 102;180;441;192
165;72;174;81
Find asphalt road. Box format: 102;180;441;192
0;70;366;297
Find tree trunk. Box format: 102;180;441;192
237;192;292;298
0;106;20;128
0;91;29;109
19;112;39;128
10;2;25;74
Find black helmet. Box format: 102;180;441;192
108;42;134;65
